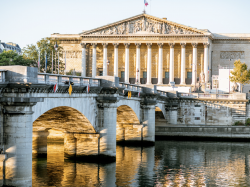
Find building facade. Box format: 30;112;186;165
0;40;22;55
51;14;250;91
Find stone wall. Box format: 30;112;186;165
155;126;250;139
165;100;247;125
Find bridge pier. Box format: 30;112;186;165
141;105;156;144
99;103;117;161
0;97;42;187
64;132;76;158
32;128;50;157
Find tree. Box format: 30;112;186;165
23;37;65;74
0;50;36;66
229;60;250;92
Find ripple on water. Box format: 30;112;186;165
32;141;250;186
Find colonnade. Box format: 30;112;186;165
81;42;210;85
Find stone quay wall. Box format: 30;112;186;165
155;126;250;139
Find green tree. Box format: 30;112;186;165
0;50;35;66
23;37;65;74
229;60;250;92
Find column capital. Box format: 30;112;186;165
146;43;152;48
81;43;87;48
113;43;119;48
102;43;108;48
168;43;175;48
135;43;141;48
191;43;198;48
180;43;186;48
203;42;210;48
124;43;130;48
157;43;164;48
91;43;97;48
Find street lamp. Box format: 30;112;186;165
54;41;59;74
107;59;110;76
136;69;139;84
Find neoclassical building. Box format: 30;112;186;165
51;13;250;89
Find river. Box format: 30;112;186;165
32;141;250;186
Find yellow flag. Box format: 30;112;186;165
69;84;72;95
128;91;131;98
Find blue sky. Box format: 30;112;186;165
1;0;249;48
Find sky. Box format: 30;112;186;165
1;0;250;49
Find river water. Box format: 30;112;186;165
32;141;250;186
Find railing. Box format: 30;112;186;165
37;73;101;87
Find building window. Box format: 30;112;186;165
121;71;125;78
187;72;192;79
195;117;200;120
99;71;103;76
143;71;147;78
165;72;169;78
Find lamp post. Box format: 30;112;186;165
136;69;139;84
107;59;110;76
54;42;59;74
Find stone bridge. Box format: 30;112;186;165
0;66;248;186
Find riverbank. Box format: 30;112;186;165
155;125;250;141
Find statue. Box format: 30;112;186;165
232;82;239;92
200;72;205;83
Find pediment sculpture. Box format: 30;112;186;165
84;16;201;35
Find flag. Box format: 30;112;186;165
128;91;132;98
45;51;47;73
87;84;90;94
53;83;58;93
52;51;53;74
69;84;72;95
138;92;140;97
144;0;148;6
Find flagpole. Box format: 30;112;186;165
44;51;46;73
58;51;59;74
64;51;66;75
52;50;53;74
38;51;40;72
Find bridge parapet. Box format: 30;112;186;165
178;92;247;101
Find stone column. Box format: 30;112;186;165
135;43;141;84
32;129;50;157
102;43;108;76
141;104;155;144
64;132;76;158
192;43;198;85
124;43;130;83
141;97;156;144
97;96;118;161
91;43;97;78
81;43;87;77
157;43;164;84
180;43;186;85
113;43;119;77
0;97;42;187
204;43;210;83
169;43;175;83
146;43;152;84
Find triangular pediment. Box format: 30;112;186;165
81;14;208;36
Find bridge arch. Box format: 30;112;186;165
117;99;140;121
32;97;98;130
33;106;96;133
156;103;167;119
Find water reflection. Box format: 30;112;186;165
32;141;250;186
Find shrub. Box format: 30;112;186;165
233;121;244;126
245;118;250;126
